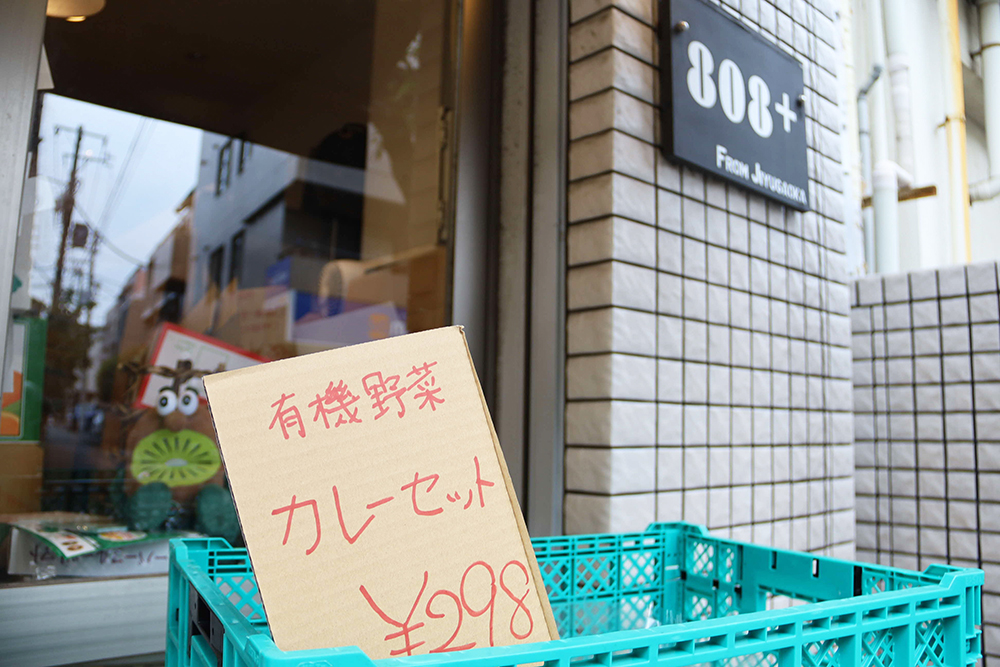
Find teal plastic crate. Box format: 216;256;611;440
167;522;983;667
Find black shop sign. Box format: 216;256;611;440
660;0;810;211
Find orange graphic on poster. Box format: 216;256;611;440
1;371;23;436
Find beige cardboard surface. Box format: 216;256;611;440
203;326;556;655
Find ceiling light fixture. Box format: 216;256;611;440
47;0;105;21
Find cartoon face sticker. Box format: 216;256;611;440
126;381;225;503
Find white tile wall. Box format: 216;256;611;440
852;262;1000;659
563;0;853;561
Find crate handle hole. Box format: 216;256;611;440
812;559;819;577
770;552;777;569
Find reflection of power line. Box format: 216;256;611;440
98;119;151;233
94;232;145;266
72;202;146;266
31;270;54;286
82;154;109;222
43;174;66;190
33;266;118;295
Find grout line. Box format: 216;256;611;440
868;303;882;564
654;137;661;525
880;286;895;566
935;272;953;564
969;268;990;659
907;276;924;565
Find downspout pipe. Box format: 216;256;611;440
866;0;912;272
874;160;911;273
859;65;883;271
971;0;1000;202
869;0;891;166
883;0;916;175
940;0;972;263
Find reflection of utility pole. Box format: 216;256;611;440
85;228;98;325
51;125;84;316
50;124;110;318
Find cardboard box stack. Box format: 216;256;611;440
0;443;43;513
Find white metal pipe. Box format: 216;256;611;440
940;0;972;263
972;0;1000;202
858;66;883;272
866;0;905;271
883;0;915;174
980;0;1000;174
868;1;891;165
873;160;901;272
859;96;877;270
971;177;1000;200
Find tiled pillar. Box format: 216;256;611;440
562;0;855;558
852;262;1000;662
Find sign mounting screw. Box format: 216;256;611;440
797;94;806;107
674;20;690;32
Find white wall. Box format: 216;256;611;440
0;0;46;377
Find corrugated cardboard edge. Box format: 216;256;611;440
201;374;269;629
457;326;560;641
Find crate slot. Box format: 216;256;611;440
802;616;831;633
888;603;911;617
768;623;797;639
830;612;857;628
692;634;729;652
569;653;611;667
863;606;888;620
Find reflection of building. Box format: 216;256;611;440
100;267;140;366
98;196;193;372
145;192;193;325
185;129;368;310
182;129;446;359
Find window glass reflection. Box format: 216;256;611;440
2;0;455;582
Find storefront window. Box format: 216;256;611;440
2;0;457;583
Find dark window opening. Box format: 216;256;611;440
216;139;233;195
238;139;252;174
208;245;224;292
229;231;245;287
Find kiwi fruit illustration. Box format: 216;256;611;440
124;389;226;504
130;429;221;489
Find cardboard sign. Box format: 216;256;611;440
202;326;557;655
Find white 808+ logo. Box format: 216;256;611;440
686;41;716;108
685;40;789;140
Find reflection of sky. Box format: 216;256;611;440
31;94;201;327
